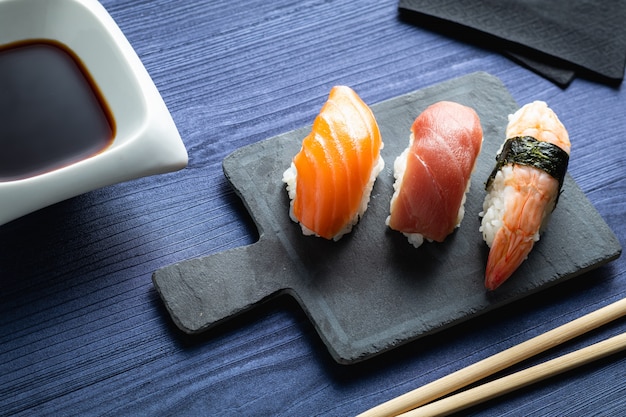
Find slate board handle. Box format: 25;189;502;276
152;239;290;334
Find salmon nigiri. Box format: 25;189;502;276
282;86;384;240
480;101;570;290
386;101;483;247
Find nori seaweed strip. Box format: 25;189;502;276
486;136;570;198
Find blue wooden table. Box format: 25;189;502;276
2;1;624;415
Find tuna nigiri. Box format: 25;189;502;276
386;101;483;247
282;86;384;240
480;101;570;290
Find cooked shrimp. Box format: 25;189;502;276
480;101;570;290
505;100;571;154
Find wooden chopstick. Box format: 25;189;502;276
358;297;626;417
401;331;626;417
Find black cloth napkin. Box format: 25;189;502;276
398;0;626;87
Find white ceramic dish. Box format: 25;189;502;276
0;0;188;226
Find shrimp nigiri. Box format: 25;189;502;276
282;86;384;240
480;101;570;290
387;101;483;247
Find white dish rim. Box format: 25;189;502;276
0;0;188;226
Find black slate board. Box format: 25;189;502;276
153;72;622;364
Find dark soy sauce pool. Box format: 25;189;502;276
0;39;115;181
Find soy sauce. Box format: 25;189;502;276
0;39;115;181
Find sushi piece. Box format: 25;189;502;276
480;101;571;290
386;101;483;247
282;86;384;240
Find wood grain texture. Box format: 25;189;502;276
361;298;626;416
1;0;625;416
